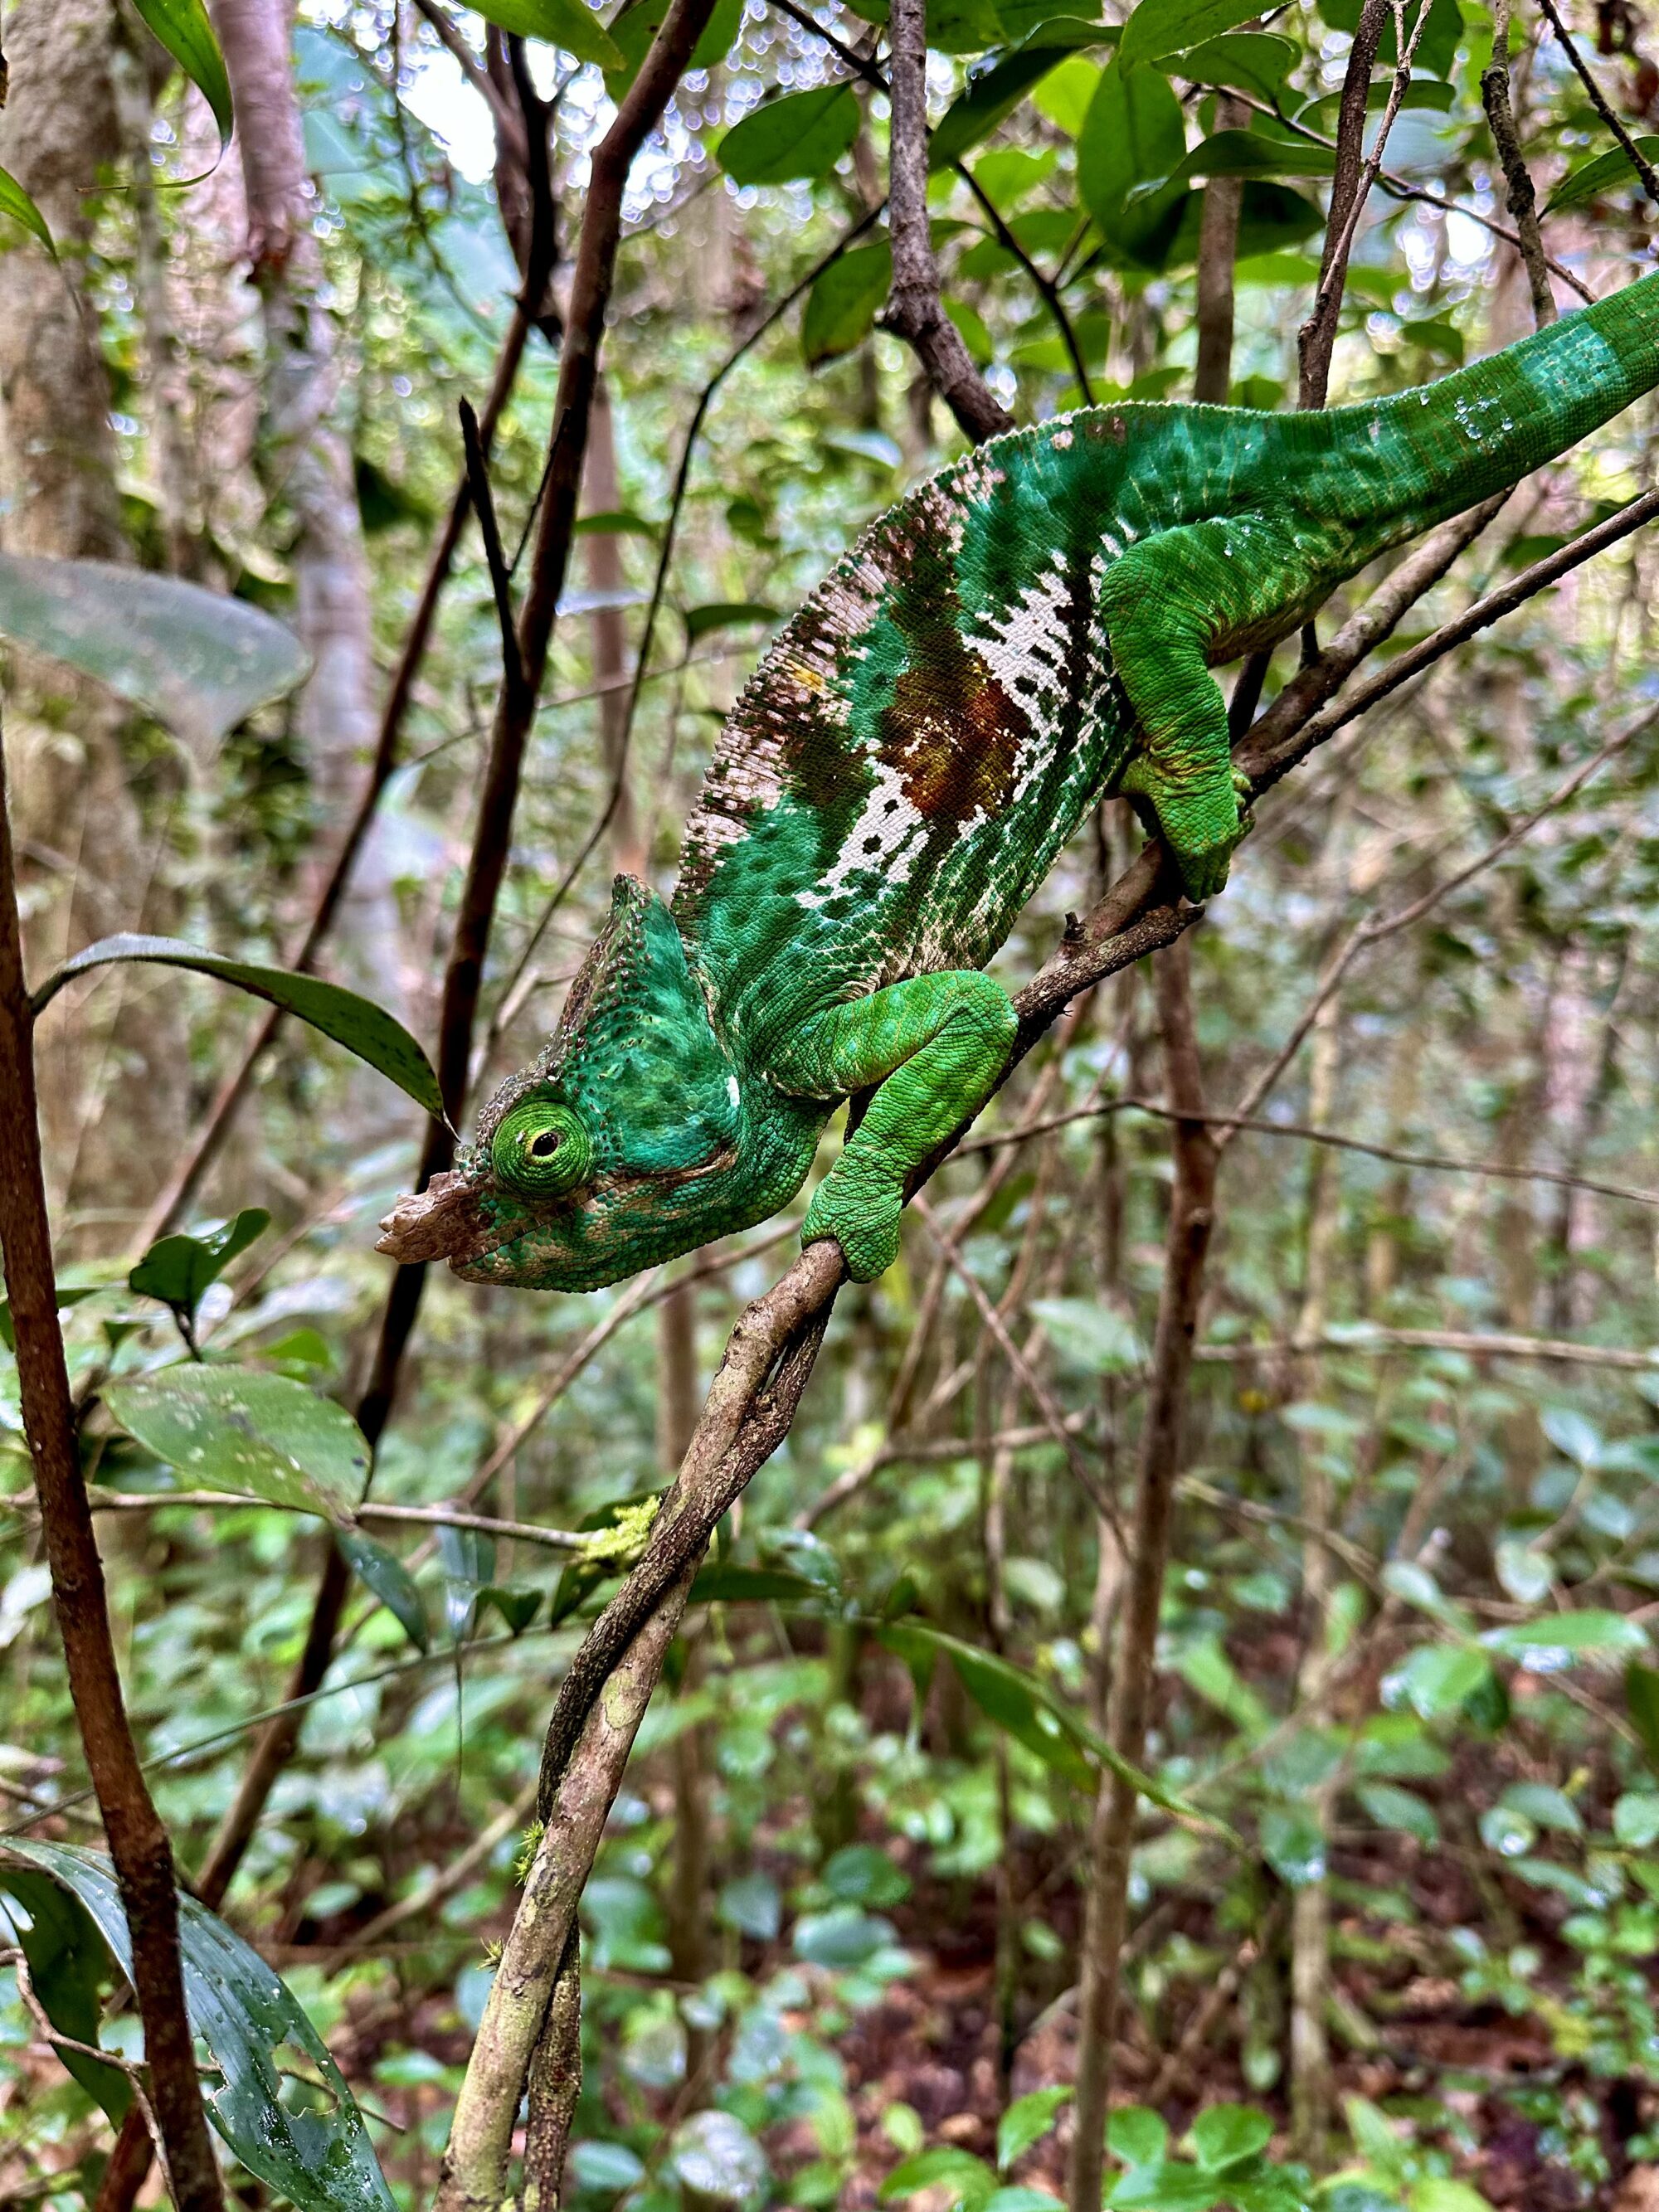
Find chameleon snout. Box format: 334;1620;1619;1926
377;1171;501;1268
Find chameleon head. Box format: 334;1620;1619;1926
376;877;755;1291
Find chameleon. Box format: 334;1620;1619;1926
378;271;1659;1291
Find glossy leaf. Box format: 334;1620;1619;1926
479;1582;542;1634
2;1839;395;2210
825;1842;912;1907
130;0;233;146
0;166;56;256
998;2087;1071;2171
1107;2108;1167;2169
1108;2165;1225;2210
31;936;443;1116
1260;1803;1326;1888
794;1904;898;1967
1482;1610;1648;1667
688;1561;829;1605
718;85;859;186
0;1869;130;2122
469;0;622;66
337;1529;429;1650
1390;1641;1491;1719
1030;1296;1145;1374
104;1364;369;1519
1077;59;1186;259
1355;1779;1440;1846
0;554;309;747
803;241;893;367
129;1208;270;1318
930;20;1112;168
604;0;740;96
1547;134;1659;213
1155;129;1336;187
882;2146;996;2205
1118;0;1262;72
1190;2105;1272;2170
683;600;778;643
1174;31;1297;101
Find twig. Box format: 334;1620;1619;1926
883;0;1012;440
0;744;224;2210
1298;0;1390;409
1480;0;1557;328
1194;1328;1659;1372
459;396;526;707
1536;0;1659;207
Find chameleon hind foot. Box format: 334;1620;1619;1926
1120;754;1248;900
801;1168;904;1282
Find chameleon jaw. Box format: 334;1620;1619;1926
375;1171;505;1269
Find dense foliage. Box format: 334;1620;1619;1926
7;0;1659;2205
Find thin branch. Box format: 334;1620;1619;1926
883;0;1013;440
1194;1329;1659;1373
1480;0;1557;327
953;161;1094;401
459;395;526;707
1536;0;1659;207
1298;0;1390;408
0;746;224;2210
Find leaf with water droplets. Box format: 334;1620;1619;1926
104;1364;369;1519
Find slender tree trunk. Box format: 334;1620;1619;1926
0;0;187;1238
210;0;406;1009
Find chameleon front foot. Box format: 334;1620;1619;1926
801;1170;903;1283
1121;756;1249;901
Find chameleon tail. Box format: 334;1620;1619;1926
1331;267;1659;541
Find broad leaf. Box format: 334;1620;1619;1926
1260;1803;1326;1888
0;1869;130;2122
1029;1296;1144;1374
804;241;893;367
929;20;1112;168
469;0;622;67
1546;134;1659;214
1482;1610;1648;1668
129;1208;270;1319
1355;1780;1439;1846
479;1582;542;1634
683;601;778;644
1118;0;1262;71
1155;129;1336;187
0;166;56;256
104;1364;369;1519
603;0;739;95
1107;2108;1167;2170
718;85;859;186
337;1529;429;1650
1190;2105;1272;2171
794;1905;898;1967
0;554;309;746
30;936;443;1116
999;2087;1071;2171
882;2146;996;2206
131;0;234;146
1174;31;1296;100
1108;2165;1224;2210
1077;60;1186;256
688;1562;829;1605
2;1840;395;2210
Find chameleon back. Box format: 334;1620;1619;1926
672;406;1277;1058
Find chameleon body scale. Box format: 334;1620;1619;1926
376;274;1659;1290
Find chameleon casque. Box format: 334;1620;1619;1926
379;272;1659;1291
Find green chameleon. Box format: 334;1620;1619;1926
379;274;1659;1291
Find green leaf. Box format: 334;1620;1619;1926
717;1870;782;1938
103;1364;369;1519
795;1905;898;1968
0;1869;130;2122
0;166;56;256
1482;1610;1648;1668
603;0;741;95
1627;1660;1659;1773
1545;133;1659;214
479;1583;542;1635
1355;1780;1440;1846
683;601;778;644
803;241;893;367
29;936;442;1116
1391;1641;1491;1719
688;1562;828;1605
1613;1791;1659;1848
0;554;309;747
825;1843;912;1907
129;1208;270;1318
1030;1297;1145;1374
882;2147;996;2207
1107;2166;1224;2210
468;0;622;66
2;1839;395;2210
1154;129;1335;187
1261;1804;1326;1889
929;20;1112;167
1077;58;1186;258
718;85;859;185
1408;2183;1495;2212
1190;2105;1272;2171
1119;0;1263;71
130;0;234;146
1107;2108;1167;2169
336;1529;429;1651
999;2088;1071;2172
1540;1405;1602;1467
1499;1780;1582;1835
1344;2094;1406;2184
1174;31;1296;100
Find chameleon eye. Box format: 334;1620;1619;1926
490;1101;593;1199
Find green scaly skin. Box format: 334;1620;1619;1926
376;275;1659;1290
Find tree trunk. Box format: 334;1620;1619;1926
210;0;406;1009
0;0;187;1241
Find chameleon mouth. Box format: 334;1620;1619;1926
375;1171;513;1268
